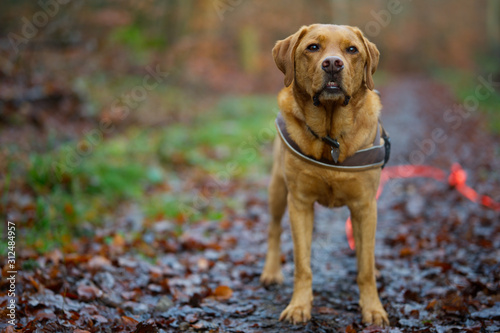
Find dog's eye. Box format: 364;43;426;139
346;46;358;54
307;44;320;52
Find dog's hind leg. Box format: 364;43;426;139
261;140;287;285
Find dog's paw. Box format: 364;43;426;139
361;306;389;327
260;269;284;286
279;302;311;324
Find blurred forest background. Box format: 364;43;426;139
0;0;499;250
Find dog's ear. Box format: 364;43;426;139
352;28;380;90
272;26;308;87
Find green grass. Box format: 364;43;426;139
20;94;278;252
145;95;278;223
433;68;500;133
157;95;278;174
73;73;194;121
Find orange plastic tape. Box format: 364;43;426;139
346;163;500;250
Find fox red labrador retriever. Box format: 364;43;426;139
261;24;390;327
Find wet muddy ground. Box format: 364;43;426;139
2;77;500;332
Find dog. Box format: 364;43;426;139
260;24;390;327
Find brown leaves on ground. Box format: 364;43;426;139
213;285;233;300
1;78;499;332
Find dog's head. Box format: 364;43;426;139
273;24;379;106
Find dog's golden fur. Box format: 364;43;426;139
261;24;389;326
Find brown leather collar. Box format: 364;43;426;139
275;112;390;172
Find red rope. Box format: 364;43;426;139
346;163;500;250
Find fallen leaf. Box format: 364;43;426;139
133;321;159;333
77;284;103;300
46;249;63;265
213;285;233;300
343;325;357;333
88;255;113;270
426;260;452;272
197;258;210;271
317;306;338;315
92;314;108;323
34;311;56;321
399;247;414;257
188;292;203;307
425;299;438;311
192;320;218;330
122;316;139;326
112;233;126;249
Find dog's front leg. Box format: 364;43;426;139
349;199;389;327
279;193;314;324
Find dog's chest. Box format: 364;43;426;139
315;177;355;208
288;166;362;207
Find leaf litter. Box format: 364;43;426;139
1;78;499;332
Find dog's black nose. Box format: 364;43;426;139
322;56;344;73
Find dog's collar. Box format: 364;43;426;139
305;125;342;163
275;112;391;171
